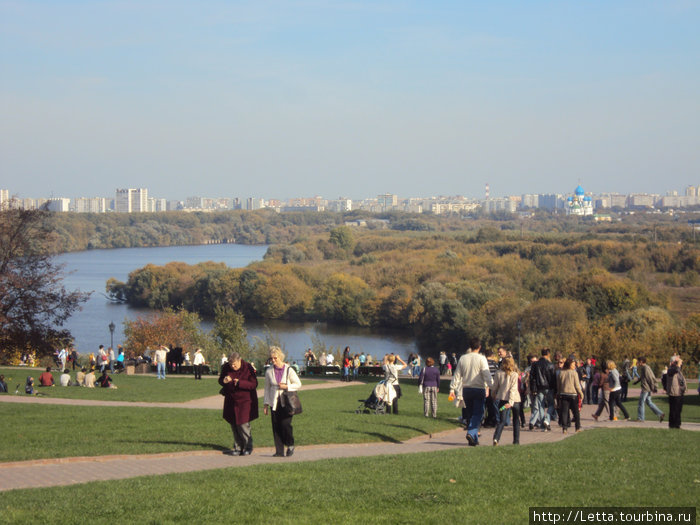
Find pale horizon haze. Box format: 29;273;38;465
1;1;699;201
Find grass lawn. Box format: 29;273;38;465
1;428;697;525
0;367;324;403
621;393;700;422
1;382;461;462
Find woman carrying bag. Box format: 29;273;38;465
264;346;302;457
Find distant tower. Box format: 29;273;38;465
485;183;490;200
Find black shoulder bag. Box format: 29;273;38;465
280;366;303;416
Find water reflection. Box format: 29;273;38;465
56;245;417;363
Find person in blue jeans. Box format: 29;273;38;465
634;357;664;422
528;348;556;432
449;338;493;446
155;345;169;380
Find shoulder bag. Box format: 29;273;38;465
280;366;303;416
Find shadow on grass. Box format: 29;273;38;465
337;427;402;444
383;423;431;434
131;440;229;452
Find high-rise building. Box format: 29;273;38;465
73;197;107;213
327;198;352;212
377;193;398;211
0;189;8;207
520;194;539;209
47;198;71;212
539;194;562;210
115;188;149;213
482;198;517;214
628;194;657;208
246;198;265;210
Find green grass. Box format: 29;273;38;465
0;367;324;403
621;393;700;422
1;428;697;525
1;382;461;462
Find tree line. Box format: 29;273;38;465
107;223;700;372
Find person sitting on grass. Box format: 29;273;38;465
25;376;36;394
0;374;8;393
84;369;96;388
76;367;86;386
97;370;117;389
60;369;71;387
39;366;54;387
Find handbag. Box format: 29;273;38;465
279;367;303;416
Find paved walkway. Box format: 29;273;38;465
0;379;356;410
1;402;697;492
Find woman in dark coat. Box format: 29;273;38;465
218;351;259;455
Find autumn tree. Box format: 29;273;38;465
0;203;89;359
122;309;208;358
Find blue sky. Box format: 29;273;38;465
1;1;698;200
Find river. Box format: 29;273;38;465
56;244;418;363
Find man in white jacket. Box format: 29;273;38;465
449;338;493;446
193;348;205;380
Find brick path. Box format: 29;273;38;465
1;381;697;492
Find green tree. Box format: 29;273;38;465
211;306;250;363
314;273;374;326
329;226;354;252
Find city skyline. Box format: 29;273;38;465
1;2;699;200
2;182;699;214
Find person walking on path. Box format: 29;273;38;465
264;347;302;457
418;357;440;418
528;348;556;432
155;346;169;380
634;357;664;423
192;348;205;380
491;357;521;446
449;338;493;446
591;366;611;421
664;356;687;429
606;361;630;421
557;358;584;434
219;352;258;455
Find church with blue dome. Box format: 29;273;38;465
566;184;594;216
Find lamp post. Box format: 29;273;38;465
108;321;115;349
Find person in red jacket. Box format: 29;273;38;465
39;367;54;387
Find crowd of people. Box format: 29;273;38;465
4;340;694;458
443;340;692;446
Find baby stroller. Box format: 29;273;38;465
355;380;395;415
